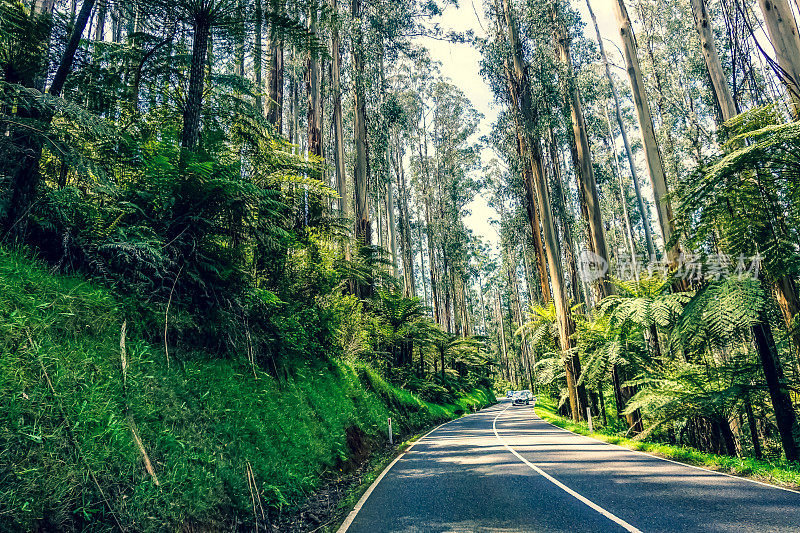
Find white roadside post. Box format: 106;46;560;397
586;408;593;433
388;417;393;445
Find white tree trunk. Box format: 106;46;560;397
611;0;680;266
756;0;800;113
555;23;613;299
586;0;656;258
691;0;738;121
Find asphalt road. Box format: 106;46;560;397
339;399;800;532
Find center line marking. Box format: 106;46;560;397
493;405;643;533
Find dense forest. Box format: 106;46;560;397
1;0;800;528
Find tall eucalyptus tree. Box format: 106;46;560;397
610;0;680;265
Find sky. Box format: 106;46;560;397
416;0;631;251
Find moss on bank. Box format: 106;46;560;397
0;248;493;531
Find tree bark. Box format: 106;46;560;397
306;7;322;158
418;205;430;308
774;276;800;373
394;135;416;297
425;196;440;324
521;240;538;303
234;0;245;78
691;0;738;121
499;0;585;420
504;239;534;389
751;317;799;461
691;2;800;372
554;24;613;299
496;290;510;383
604;106;639;279
610;0;679;266
266;0;284;131
478;273;488;335
548;129;581;305
419;116;440;323
253;0;263;111
331;0;348;218
181;14;212;151
615;364;644;432
34;0;56;16
494;2;551;305
94;0;106;41
387;175;399;278
50;0;96;97
744;396;763;459
599;384;608;426
756;0;800;113
586;0;655;259
516;127;551;303
351;0;370;249
4;0;90;236
443;255;453;333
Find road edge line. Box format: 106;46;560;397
532;409;800;496
336;406;493;532
493;405;643;533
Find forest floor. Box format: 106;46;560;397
534;397;800;491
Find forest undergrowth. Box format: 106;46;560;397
0;247;493;531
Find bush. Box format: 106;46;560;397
414;381;455;405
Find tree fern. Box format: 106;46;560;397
671;276;764;359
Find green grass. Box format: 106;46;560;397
534;396;800;490
0;248;493;531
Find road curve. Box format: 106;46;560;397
339;399;800;532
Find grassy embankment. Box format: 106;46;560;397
0;248;493;531
534;396;800;489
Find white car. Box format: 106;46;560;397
512;390;537;406
512;392;530;406
521;390;536;402
506;390;515;398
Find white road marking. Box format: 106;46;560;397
337;412;480;533
336;446;407;533
340;401;797;533
493;405;643;533
533;410;800;496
